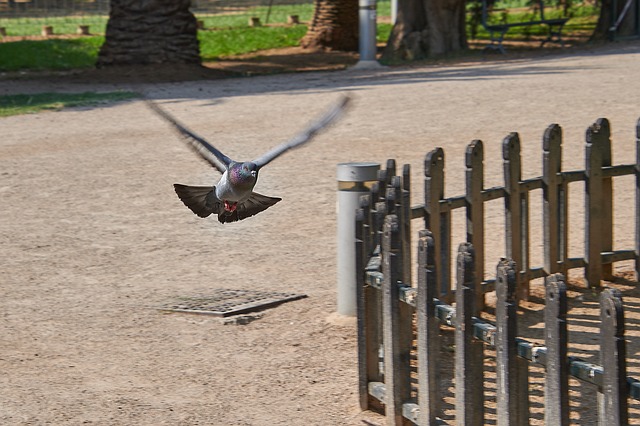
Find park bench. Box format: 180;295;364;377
481;0;569;54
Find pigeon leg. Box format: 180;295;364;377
224;201;238;212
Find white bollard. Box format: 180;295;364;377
353;0;382;69
337;162;380;316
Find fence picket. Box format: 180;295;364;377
356;197;383;411
382;215;413;425
636;118;640;281
544;273;569;426
356;205;369;410
495;258;529;426
390;175;410;286
599;288;628;425
455;243;484;426
360;194;373;258
425;148;451;302
585;118;614;287
403;165;412;287
387;158;397;179
465;140;485;310
543;124;567;276
417;230;440;425
503;133;529;300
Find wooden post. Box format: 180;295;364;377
503;133;529;301
636;118;640;282
377;169;391;201
495;258;528;426
77;25;90;35
417;230;440;425
41;25;53;37
387;158;397;178
425;148;451;302
465;140;485;310
0;27;7;37
370;182;383;249
382;215;413;425
402;164;412;287
360;194;373;258
389;175;407;285
543;124;567;276
585;118;613;287
356;206;369;410
544;273;569;426
598;288;628;425
373;201;387;252
357;201;383;412
387;176;401;221
249;17;261;27
455;243;484;426
287;15;300;24
197;20;205;29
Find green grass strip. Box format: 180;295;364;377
0;91;139;117
199;25;308;60
0;37;104;71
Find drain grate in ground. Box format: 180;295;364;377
160;289;307;317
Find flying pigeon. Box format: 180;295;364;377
147;96;350;223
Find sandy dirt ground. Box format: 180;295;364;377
2;42;640;425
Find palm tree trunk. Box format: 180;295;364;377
300;0;359;51
97;0;200;67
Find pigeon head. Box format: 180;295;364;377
228;162;258;187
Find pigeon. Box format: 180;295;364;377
147;96;350;223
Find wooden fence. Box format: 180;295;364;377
355;118;640;425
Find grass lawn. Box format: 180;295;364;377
0;92;139;117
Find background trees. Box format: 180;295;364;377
381;0;467;61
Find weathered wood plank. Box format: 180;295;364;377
356;203;384;413
543;124;566;276
636;118;640;281
425;148;451;302
382;215;413;425
402;165;412;288
503;133;528;300
598;288;628;425
356;207;369;410
417;230;440;425
454;243;484;426
544;273;569;426
585;118;613;287
466;140;485;311
495;259;528;426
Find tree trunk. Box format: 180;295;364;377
300;0;359;51
592;0;639;40
382;0;467;61
97;0;200;67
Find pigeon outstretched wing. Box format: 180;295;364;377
146;100;233;174
252;95;351;169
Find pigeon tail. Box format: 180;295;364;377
174;184;222;218
217;192;281;223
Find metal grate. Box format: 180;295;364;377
160;289;307;317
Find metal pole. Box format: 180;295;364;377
354;0;382;69
337;162;380;316
391;0;398;24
